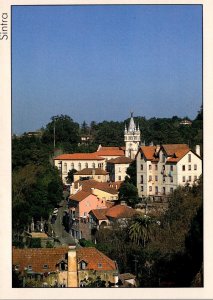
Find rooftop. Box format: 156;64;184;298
54;153;105;161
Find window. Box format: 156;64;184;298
118;176;121;181
98;263;102;268
194;164;197;170
170;165;173;171
118;167;121;172
194;175;197;181
141;186;144;192
92;163;95;168
149;186;152;192
182;165;185;171
155;165;158;171
85;163;88;168
43;264;48;269
170;176;173;183
188;165;191;171
155;175;158;181
78;163;81;170
183;176;186;182
149;165;152;171
149;175;152;182
170;187;174;193
162;187;166;195
188;176;191;182
64;163;67;173
81;262;86;270
155;186;158;194
141;164;143;170
141;175;143;184
188;154;191;163
141;153;144;159
98;176;101;179
71;163;74;170
28;265;32;271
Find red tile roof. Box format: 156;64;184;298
139;146;157;160
75;168;108;175
54;153;105;161
137;144;191;163
12;247;117;274
69;190;92;202
90;208;109;221
107;157;133;164
106;204;137;219
13;247;68;273
73;179;119;195
96;147;125;157
77;247;117;271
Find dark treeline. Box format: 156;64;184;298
13;105;203;158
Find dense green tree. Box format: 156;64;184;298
129;215;155;247
118;181;140;207
41;115;80;147
125;160;137;186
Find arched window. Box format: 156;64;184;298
85;163;88;169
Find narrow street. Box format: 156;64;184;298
51;192;75;246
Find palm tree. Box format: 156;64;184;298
129;215;154;247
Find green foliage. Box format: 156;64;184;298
118;181;140;207
129;215;156;247
28;238;41;248
41;114;80;147
125;160;137;186
66;168;77;184
79;238;96;247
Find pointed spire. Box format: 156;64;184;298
128;112;136;132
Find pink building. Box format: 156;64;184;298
69;190;106;240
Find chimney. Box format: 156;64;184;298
195;145;201;157
67;245;78;287
91;188;95;194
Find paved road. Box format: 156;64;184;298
51;194;75;246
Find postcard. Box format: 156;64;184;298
0;0;213;299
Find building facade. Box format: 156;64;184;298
107;156;133;181
54;114;141;183
136;144;202;199
13;246;118;288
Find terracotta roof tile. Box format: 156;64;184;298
140;146;157;160
90;208;109;221
96;147;125;157
73;180;119;195
77;247;117;271
106;205;137;219
107;157;133;164
13;247;117;274
69;190;92;202
54;153;105;161
75;168;108;176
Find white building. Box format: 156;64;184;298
136;144;202;199
54;153;105;183
107;156;133;182
124;113;141;159
54;114;141;183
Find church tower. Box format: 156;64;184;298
124;113;141;159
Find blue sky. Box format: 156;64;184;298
12;5;202;134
